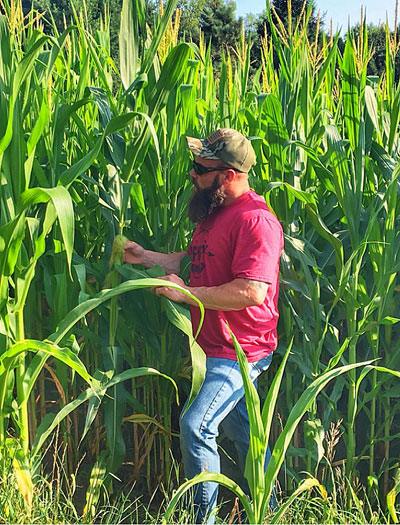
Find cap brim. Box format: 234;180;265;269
186;136;220;160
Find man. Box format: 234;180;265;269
124;128;283;523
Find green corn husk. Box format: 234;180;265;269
104;235;129;289
109;235;129;268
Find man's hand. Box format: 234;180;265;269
153;274;192;303
123;241;187;274
123;241;146;265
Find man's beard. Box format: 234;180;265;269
188;175;227;223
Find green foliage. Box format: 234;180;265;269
163;330;392;523
349;22;400;81
0;0;399;521
176;0;206;39
199;0;243;62
271;0;319;35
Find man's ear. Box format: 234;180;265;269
223;169;236;183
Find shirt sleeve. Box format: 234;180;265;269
230;215;283;283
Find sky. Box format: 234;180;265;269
235;0;398;32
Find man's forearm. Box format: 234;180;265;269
176;278;268;311
142;250;187;275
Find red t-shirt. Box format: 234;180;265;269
188;190;284;362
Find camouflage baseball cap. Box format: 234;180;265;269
186;128;256;173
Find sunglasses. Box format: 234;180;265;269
191;161;229;176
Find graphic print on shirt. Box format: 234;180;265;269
188;227;214;278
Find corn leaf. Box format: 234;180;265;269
12;449;33;514
387;468;400;523
229;326;265;511
261;360;375;515
0;338;93;391
19;187;74;275
31;366;176;457
162;471;254;524
270;477;326;524
163;299;206;415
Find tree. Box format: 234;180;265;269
177;0;206;41
199;0;243;62
32;0;74;31
29;0;124;64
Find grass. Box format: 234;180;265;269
0;458;394;524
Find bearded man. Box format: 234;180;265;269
124;128;283;523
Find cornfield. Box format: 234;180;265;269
0;0;399;522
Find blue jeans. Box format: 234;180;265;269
179;354;273;524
